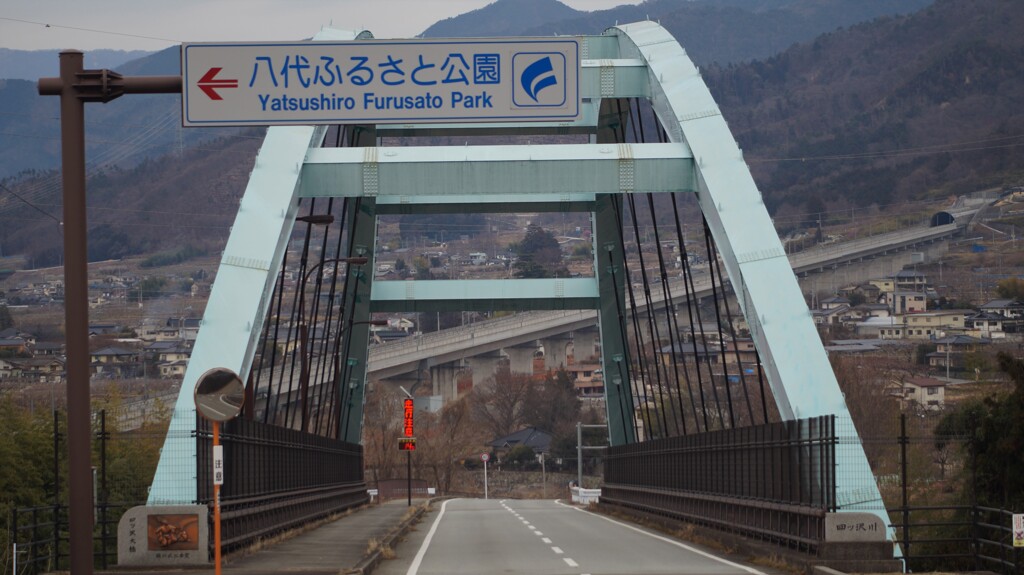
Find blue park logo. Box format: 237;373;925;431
512;52;566;108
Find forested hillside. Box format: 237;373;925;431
702;0;1024;219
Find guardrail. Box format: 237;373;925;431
601;416;836;552
197;416;368;553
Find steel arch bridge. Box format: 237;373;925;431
148;22;890;543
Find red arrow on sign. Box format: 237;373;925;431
197;67;238;100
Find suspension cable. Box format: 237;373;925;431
701;220;736;428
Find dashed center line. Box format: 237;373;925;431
506;504;580;574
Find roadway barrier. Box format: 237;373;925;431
601;415;836;552
197;416;368;553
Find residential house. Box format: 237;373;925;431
927;335;991;372
820;295;850;310
812;304;850;326
902;310;969;339
856;317;906;339
3;357;65;383
158;360;189;378
487;427;553;459
0;328;36;347
884;291;927;315
90;346;139;378
158;318;201;342
31;342;65;357
722;339;758;366
659;342;721;365
0;337;29;356
899;376;946;411
88;324;122;337
965;312;1009;339
847;303;891;321
893;270;929;292
979;298;1024;319
145;341;192;378
0;358;15;378
565;362;603;396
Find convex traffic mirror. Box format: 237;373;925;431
194;367;244;422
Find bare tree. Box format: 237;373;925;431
362;384;404;485
470;367;534;439
415;397;484;494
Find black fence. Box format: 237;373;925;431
602;415;836;551
5;409;368;574
197;415;369;553
885;413;1022;574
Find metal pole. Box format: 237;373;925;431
577;422;583;489
541;453;546;499
57;50;94;575
407;450;412;507
214;421;223;575
900;413;909;562
483;459;488;500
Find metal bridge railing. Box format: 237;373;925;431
197;416;368;553
601;416;836;552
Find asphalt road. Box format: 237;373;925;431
375;499;782;575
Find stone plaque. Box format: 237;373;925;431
825;512;886;542
118;505;208;566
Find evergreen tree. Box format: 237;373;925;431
514;224;567;279
0;304;13;330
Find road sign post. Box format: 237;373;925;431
403;398;414;506
481;453;490;499
194;368;245;575
181;39;579;126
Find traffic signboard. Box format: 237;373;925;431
403;398;414;437
182;39;580;126
481;453;490;462
398;437;416;451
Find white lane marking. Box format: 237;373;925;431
534;531;543;536
542;537;552;544
564;558;579;567
551;546;564;554
405;498;457;575
554;500;768;575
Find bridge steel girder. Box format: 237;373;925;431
595;194;636;446
338;198;377;444
147;124;326;506
144;27;373;508
299;143;695;200
612;22;890;529
370;278;599;312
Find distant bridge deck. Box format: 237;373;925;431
367;221;963;380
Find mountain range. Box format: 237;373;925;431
1;0;1020;269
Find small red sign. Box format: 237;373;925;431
398;437;416;451
403;398;414;437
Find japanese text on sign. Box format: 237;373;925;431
403;398;414;437
212;445;224;486
182;39;579;126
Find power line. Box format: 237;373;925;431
0;182;61;225
0;16;179;45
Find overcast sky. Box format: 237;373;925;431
2;0;642;51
